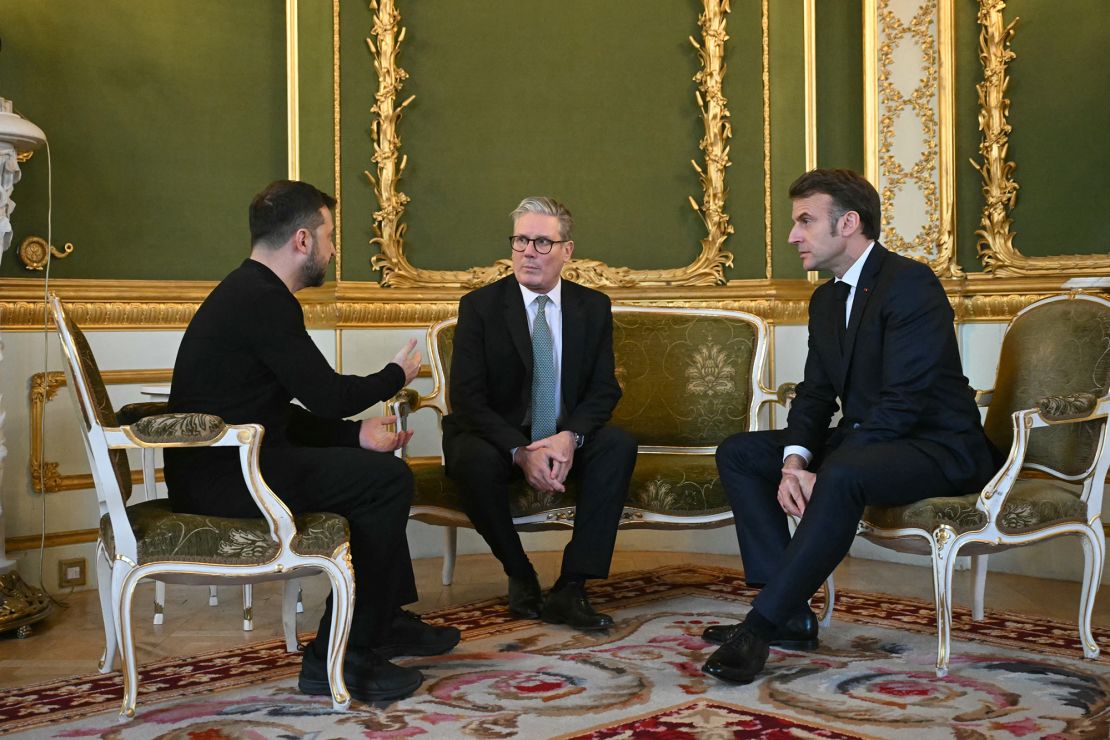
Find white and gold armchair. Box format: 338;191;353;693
51;295;354;718
858;291;1110;676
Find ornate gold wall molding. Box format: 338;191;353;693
973;1;1110;276
30;369;172;493
2;278;1101;330
6;528;98;553
365;0;734;289
864;0;959;276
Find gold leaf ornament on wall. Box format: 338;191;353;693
364;0;735;289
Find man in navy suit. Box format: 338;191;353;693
702;169;1000;683
443;197;637;631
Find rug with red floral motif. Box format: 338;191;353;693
1;565;1108;738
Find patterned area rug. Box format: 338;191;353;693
2;565;1108;738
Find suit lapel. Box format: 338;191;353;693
837;243;886;388
560;282;584;410
502;278;532;375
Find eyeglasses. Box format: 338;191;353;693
509;235;569;255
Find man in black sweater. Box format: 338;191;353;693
165;180;458;702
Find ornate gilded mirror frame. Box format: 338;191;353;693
863;0;960;277
974;1;1110;276
364;0;736;290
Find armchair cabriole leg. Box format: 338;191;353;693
282;579;300;652
152;581;165;625
96;547;117;673
324;559;354;711
970;554;988;621
113;569;139;719
442;526;458;586
931;530;959;678
1078;525;1105;659
816;575;835;628
242;584;253;631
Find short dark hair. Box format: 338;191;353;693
788;169;882;240
249;180;336;249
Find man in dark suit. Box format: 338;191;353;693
443;196;637;631
702;169;1000;683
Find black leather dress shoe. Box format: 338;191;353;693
376;609;461;659
702;609;819;650
299;644;423;702
701;625;770;683
508;574;543;619
541;584;614;631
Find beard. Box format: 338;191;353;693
300;239;327;288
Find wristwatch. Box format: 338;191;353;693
572;432;586;449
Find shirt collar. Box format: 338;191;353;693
838;242;875;288
519;279;563;310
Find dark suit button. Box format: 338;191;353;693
852;422;861;429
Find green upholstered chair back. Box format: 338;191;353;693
610;310;758;446
983;294;1110;478
55;301;134;501
429;308;762;448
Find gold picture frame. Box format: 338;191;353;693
973;1;1110;276
364;0;736;289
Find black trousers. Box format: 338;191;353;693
444;426;637;581
716;428;959;625
167;443;416;652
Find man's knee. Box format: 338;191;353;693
589;425;637;462
445;433;511;486
716;431;769;476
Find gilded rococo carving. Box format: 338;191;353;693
973;1;1110;276
365;0;734;289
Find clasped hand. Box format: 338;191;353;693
514;431;576;492
778;466;816;518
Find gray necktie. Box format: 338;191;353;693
530;295;557;441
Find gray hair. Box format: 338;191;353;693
510;196;574;241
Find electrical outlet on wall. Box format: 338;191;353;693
58;558;87;588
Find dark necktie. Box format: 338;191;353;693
833;281;851;352
530;295;557;441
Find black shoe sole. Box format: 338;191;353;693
701;661;758;684
298;671;422;703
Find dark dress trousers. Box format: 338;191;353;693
442;275;637;580
717;245;1001;624
165;259;417;651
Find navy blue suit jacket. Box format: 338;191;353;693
785;244;998;492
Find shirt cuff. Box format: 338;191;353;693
782;445;812;467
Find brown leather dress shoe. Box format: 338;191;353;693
701;624;770;683
702;608;819;650
508;574;544;619
540;583;614;631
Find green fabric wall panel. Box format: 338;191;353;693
767;0;807;280
814;0;863;173
3;0;287;280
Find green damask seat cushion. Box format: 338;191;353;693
863;479;1086;536
100;499;349;564
409;453;727;520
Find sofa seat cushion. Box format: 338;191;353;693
100;499;349;564
410;453;728;520
863;479;1086;536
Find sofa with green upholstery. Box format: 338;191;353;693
391;306;796;585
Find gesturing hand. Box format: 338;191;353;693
391;338;422;384
359;415;414;452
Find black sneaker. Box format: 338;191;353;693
298;643;422;703
376;609;461;659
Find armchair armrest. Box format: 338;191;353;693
123;412;227;445
1036;392;1098;422
117;401;170;425
974;388;993;407
775;382;797;406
